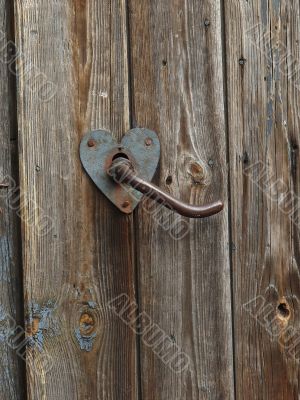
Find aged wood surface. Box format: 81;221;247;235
129;1;234;399
225;0;300;398
0;1;25;399
10;0;300;399
14;0;137;399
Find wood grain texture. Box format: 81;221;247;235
0;1;25;399
14;0;137;398
128;1;234;399
225;0;300;398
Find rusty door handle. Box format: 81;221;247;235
107;157;223;218
80;128;224;216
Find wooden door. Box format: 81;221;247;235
0;0;299;399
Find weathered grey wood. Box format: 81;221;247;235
129;1;234;398
14;1;137;398
225;1;300;398
0;1;25;399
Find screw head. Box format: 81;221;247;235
145;137;153;146
122;200;130;209
87;139;96;147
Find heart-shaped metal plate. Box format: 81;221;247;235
80;128;160;213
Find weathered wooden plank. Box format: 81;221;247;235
225;1;300;398
0;1;25;398
14;1;137;398
128;1;234;398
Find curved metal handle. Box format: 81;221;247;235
108;158;224;218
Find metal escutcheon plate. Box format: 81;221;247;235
79;128;160;214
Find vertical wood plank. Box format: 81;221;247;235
14;1;137;398
0;1;25;398
225;0;300;398
129;1;234;398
